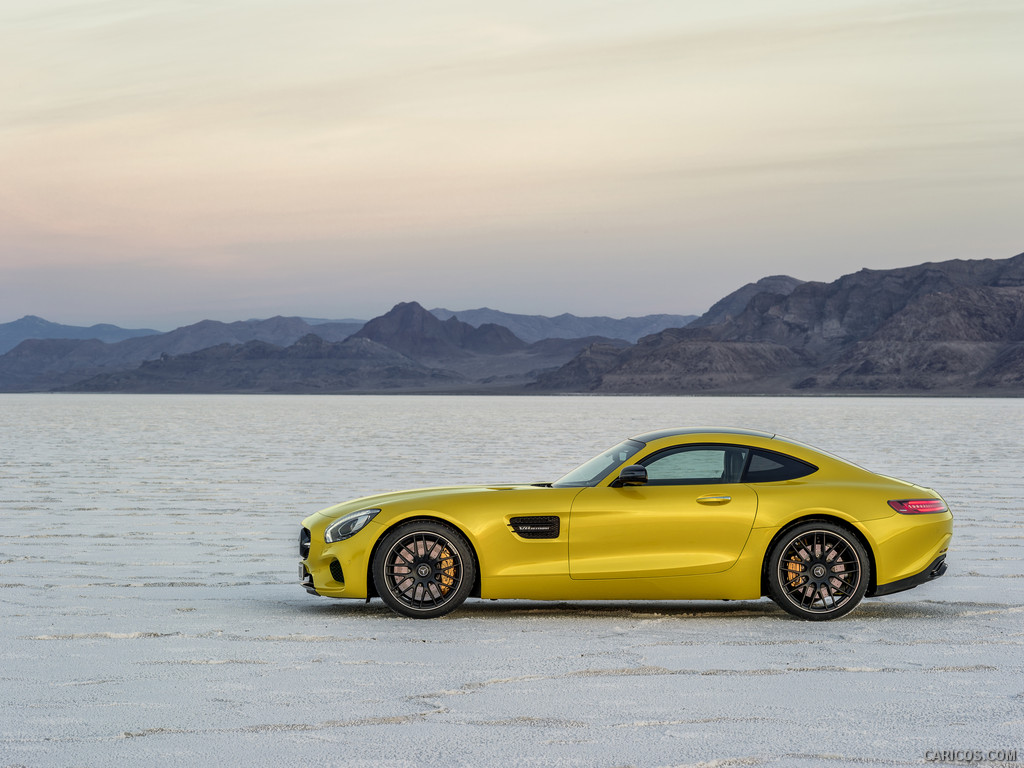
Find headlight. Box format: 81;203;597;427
324;508;380;543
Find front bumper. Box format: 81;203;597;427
299;527;319;594
298;524;372;598
299;562;318;595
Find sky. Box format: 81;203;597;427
1;0;1022;330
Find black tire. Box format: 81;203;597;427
371;520;476;619
767;521;870;621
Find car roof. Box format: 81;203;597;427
626;427;872;476
630;427;776;443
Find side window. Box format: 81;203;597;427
744;449;817;482
641;446;749;485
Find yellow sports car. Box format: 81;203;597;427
299;428;952;620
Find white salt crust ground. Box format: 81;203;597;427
1;395;1022;767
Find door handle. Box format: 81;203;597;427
696;494;731;505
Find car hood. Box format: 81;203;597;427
309;483;546;521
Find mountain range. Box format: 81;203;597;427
0;308;694;356
3;252;1022;395
0;304;645;393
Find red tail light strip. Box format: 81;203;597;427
888;499;948;514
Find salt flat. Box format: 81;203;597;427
2;395;1022;767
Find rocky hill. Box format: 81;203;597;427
800;285;1024;392
535;253;1024;395
687;275;804;328
354;302;526;359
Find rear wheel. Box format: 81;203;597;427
767;521;869;621
372;520;475;619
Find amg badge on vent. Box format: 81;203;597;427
509;516;560;539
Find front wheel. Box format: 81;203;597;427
372;520;476;619
767;522;870;621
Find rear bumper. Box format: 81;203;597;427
870;555;947;597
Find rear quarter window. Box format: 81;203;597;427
743;449;817;482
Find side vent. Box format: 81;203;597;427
509;516;560;539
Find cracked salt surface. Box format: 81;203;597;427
1;395;1022;767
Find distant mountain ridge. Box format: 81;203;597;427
0;315;160;354
0;316;362;391
429;307;697;343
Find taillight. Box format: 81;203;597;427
888;499;948;514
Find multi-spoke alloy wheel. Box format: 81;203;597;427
767;521;870;621
372;521;475;618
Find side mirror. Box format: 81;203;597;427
612;464;647;487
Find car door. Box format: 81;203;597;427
568;445;758;579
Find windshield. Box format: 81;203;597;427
552;439;644;487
